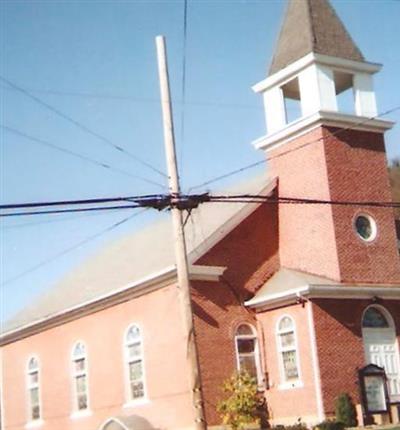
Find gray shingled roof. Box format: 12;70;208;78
269;0;364;75
246;267;336;306
4;173;273;333
101;415;156;430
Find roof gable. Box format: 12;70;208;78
3;174;276;335
269;0;364;75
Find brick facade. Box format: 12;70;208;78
192;201;280;425
268;126;400;284
313;298;400;416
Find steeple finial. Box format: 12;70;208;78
269;0;364;75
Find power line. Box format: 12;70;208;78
189;105;400;191
0;194;162;210
0;204;143;218
1;125;165;189
179;0;189;182
1;209;127;230
0;75;167;179
2;193;400;220
0;209;149;286
207;194;400;208
0;84;263;111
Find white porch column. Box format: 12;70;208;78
354;72;378;117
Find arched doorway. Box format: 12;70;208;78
362;305;400;402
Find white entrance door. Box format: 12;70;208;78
362;306;400;403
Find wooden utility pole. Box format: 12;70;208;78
155;35;207;430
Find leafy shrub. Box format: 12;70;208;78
334;393;357;427
314;420;345;430
217;371;260;430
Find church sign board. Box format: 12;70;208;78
358;364;390;415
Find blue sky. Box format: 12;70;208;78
1;0;400;323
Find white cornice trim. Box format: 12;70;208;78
252;111;394;153
189;265;227;281
253;53;381;94
0;264;226;345
246;284;400;312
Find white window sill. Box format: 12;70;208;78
25;419;44;429
70;409;93;419
123;398;150;408
278;380;304;390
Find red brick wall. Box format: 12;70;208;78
268;125;400;284
323;127;400;284
268;127;342;281
192;202;280;425
312;298;400;416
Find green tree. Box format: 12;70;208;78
217;371;260;430
334;393;357;427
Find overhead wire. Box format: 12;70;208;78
0;208;149;286
1;125;165;189
1;208;128;230
2;192;400;219
206;194;400;208
0;204;143;218
0;75;167;179
0;194;162;210
189;105;400;191
1;84;262;111
179;0;189;183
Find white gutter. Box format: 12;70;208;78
0;264;226;345
245;284;400;311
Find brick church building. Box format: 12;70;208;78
1;0;399;429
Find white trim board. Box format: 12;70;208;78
0;264;227;345
253;111;394;153
246;285;400;311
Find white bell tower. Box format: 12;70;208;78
252;0;393;153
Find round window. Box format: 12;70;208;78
354;214;377;242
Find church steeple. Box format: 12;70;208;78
251;0;399;283
252;0;393;148
269;0;364;75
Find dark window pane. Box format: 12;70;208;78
363;307;389;328
355;215;372;240
78;394;88;410
130;381;144;399
237;338;255;354
239;355;257;379
32;405;40;420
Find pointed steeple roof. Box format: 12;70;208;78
269;0;364;75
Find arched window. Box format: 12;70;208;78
72;342;89;411
234;324;262;385
27;357;41;421
362;306;389;328
125;325;145;401
277;316;300;383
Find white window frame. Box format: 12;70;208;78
123;324;147;406
276;315;302;389
234;323;263;388
26;356;42;426
71;341;91;417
